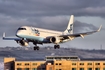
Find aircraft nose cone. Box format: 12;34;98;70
16;32;21;37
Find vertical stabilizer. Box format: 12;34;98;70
63;15;74;34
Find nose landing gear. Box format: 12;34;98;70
34;46;39;50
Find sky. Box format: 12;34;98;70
0;0;105;49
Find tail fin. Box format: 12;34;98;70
63;15;74;34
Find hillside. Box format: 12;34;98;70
0;47;105;61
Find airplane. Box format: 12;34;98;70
2;15;102;50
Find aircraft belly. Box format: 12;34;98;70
19;35;44;41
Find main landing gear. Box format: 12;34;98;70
34;46;39;50
54;45;60;49
33;44;60;50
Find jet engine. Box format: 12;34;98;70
50;36;61;44
18;40;28;46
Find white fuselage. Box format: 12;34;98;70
16;26;62;38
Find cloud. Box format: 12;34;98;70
73;21;98;33
0;0;104;37
0;14;98;37
0;0;105;18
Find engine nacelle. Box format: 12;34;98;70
18;40;28;46
50;37;61;44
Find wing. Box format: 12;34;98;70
59;25;102;40
2;32;21;41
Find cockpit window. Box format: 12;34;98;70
18;28;26;30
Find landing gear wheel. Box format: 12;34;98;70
54;45;57;49
37;46;39;50
57;45;60;49
54;45;60;49
34;46;39;50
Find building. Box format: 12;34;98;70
4;56;105;70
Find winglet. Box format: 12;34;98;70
3;32;5;39
97;25;102;32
